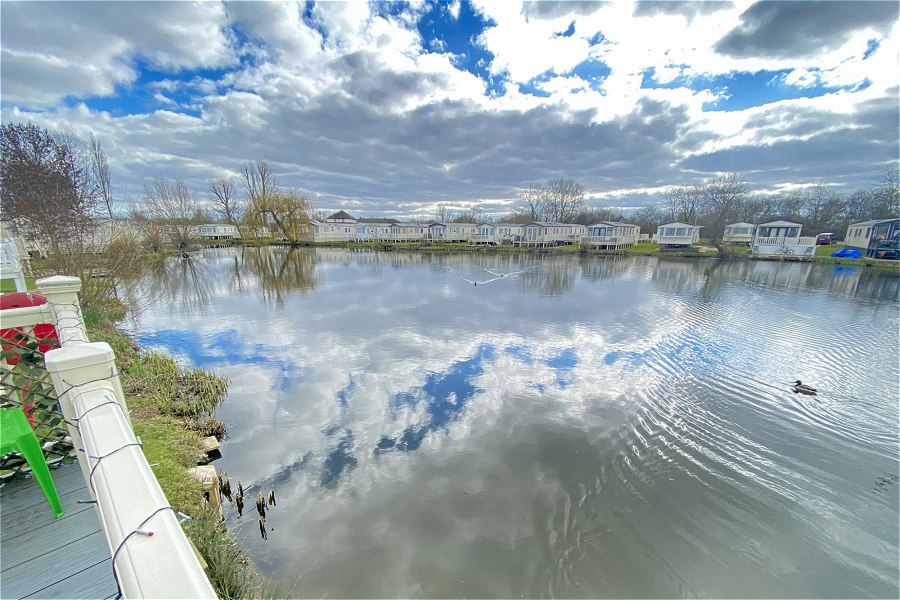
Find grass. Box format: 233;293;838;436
810;243;900;269
0;276;36;292
87;321;264;599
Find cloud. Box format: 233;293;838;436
0;0;897;218
0;0;235;106
715;1;899;58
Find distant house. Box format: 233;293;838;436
444;222;478;242
583;221;641;249
844;218;900;257
471;223;496;245
518;222;586;247
723;222;755;245
389;222;430;241
750;220;815;256
494;223;523;244
654;222;702;246
325;210;356;224
191;224;240;241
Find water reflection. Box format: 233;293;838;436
126;248;898;599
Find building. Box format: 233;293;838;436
517;222;586;247
844;218;900;258
750;220;815;257
190;224;240;240
723;222;756;245
654;222;703;246
583;221;641;249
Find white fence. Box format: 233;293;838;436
2;276;216;599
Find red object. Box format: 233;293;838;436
0;292;59;356
0;292;60;427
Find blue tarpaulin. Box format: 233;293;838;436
831;248;862;258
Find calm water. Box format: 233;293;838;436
123;247;899;598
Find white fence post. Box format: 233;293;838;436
46;343;217;599
36;275;90;346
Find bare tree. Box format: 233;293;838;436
141;176;199;247
631;203;665;233
210;177;242;224
661;184;703;224
875;164;899;218
240;161;277;206
702;173;748;241
434;203;454;223
89;133;113;220
544;178;586;222
514;182;548;222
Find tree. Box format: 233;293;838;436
631;203;665;233
800;185;845;233
139;176;199;246
89;133;113;220
210;177;242;224
701;173;748;241
244;189;311;243
661;184;703;224
240;161;277;208
0;123;100;253
453;205;485;223
434;203;454;223
874;165;899;218
513;182;548;222
512;178;585;223
544;178;585;223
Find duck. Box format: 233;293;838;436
792;380;817;395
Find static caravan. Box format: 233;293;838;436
389;222;429;242
444;223;478;242
751;220;815;256
494;224;523;245
583;221;641;249
471;223;496;245
655;222;702;246
518;222;584;247
723;222;755;245
845;218;900;258
191;224;240;241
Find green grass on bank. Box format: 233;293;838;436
87;323;264;599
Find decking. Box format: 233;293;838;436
0;461;119;599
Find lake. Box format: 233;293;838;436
123;247;899;598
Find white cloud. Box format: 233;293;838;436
0;0;896;216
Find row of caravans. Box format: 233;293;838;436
720;218;899;257
295;211;643;248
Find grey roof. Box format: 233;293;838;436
326;210;355;221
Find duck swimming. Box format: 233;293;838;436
792;380;817;395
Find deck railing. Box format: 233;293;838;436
754;236;816;246
1;276;216;599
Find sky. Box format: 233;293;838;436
1;0;898;221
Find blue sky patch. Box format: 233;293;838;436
136;328;299;391
640;67;864;112
564;59;612;93
414;0;503;96
321;429;357;487
381;343;495;452
546;347;578;387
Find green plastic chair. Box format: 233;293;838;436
0;406;64;517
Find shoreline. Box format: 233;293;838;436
205;238;900;271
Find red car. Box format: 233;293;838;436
815;233;836;245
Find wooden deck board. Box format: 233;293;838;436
0;461;118;599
